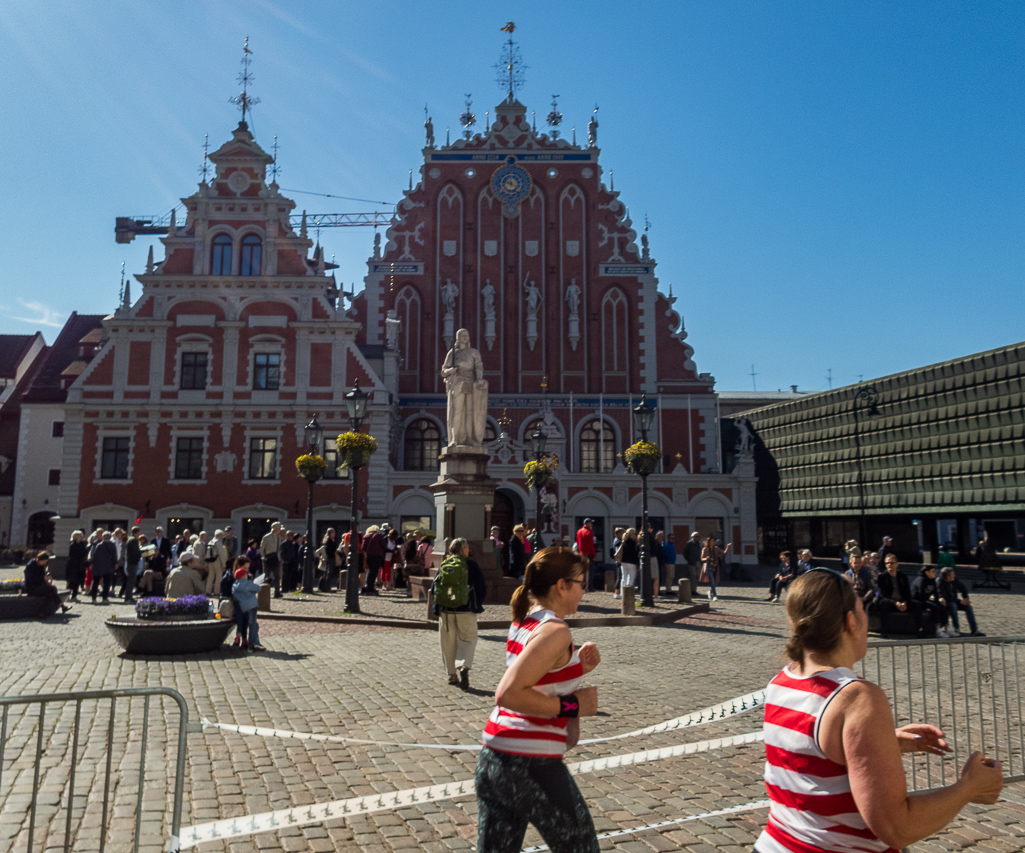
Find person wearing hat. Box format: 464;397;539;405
222;526;238;563
165;552;205;598
877;535;896;569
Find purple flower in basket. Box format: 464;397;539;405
0;580;26;594
135;594;210;619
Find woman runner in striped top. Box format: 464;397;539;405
756;568;1003;853
475;546;602;852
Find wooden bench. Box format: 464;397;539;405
867;608;937;637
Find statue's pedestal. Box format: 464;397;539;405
430;446;519;605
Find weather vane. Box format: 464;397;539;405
198;134;210;182
460;94;476;139
270;135;280;182
495;22;526;101
230;35;260;122
546;95;563;139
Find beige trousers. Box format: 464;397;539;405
439;610;478;676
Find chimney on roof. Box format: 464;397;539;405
791;385;798;393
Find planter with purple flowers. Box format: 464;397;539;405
105;594;234;654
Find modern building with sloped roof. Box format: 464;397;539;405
738;341;1025;562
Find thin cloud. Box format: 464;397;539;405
6;300;66;329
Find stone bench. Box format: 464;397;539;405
0;589;71;620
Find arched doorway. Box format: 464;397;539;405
492;488;524;571
27;512;55;549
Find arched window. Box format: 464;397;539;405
580;420;615;473
211;234;232;275
404;419;441;471
240;235;262;276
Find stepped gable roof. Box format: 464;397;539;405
0;335;38;379
21;314;105;404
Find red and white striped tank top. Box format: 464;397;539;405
482;609;583;758
756;665;900;853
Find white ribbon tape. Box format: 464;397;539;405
521;799;772;852
198;687;766;752
176;729;764;849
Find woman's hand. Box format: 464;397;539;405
578;641;601;674
896;724;950;755
959;752;1003;804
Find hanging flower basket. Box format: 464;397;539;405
295;453;328;480
337;431;377;468
524;459;553;490
622;440;662;476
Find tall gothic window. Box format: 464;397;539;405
580;420;615;473
240;235;262;276
404;419;441;471
211;234;232;275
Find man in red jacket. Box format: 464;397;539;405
576;518;597;562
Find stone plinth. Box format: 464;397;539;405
429;447;518;605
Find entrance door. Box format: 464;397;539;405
242;517;278;548
27;512;55;548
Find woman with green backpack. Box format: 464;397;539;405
434;538;487;690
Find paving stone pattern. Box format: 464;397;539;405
0;567;1022;852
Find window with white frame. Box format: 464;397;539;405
580;420;616;473
240;235;262;276
253;352;280;390
174;437;205;479
100;436;130;479
248;437;277;479
180;352;208;390
211;234;232;275
322;437;349;480
403;418;441;471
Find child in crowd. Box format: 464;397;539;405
231;558;265;652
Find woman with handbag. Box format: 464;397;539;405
700;536;730;602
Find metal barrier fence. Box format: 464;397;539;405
857;635;1025;792
0;687;193;853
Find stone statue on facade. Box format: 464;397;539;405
523;276;541;351
425;114;435;149
734;418;754;455
441;328;488;448
481;279;497;351
384;308;401;350
587;109;599;148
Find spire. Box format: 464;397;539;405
300;210;308;239
168;207;177;236
229;35;260;124
146;245;154;274
495;22;526;102
119;262;131;314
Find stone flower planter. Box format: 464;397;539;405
0;589;70;619
105;615;235;655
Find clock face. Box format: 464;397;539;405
490;162;532;207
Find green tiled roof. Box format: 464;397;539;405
739;341;1025;517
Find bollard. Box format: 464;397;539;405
678;578;692;604
605;569;617;592
621;586;636;615
257;583;271;612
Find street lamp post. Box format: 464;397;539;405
852;385;880;549
301;415;324;595
343;382;369;614
530;426;548;550
632;394;657;607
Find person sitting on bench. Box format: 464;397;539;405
24;552;71;614
876;555;925;637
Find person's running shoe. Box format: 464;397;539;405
252;644;266;652
935;628;948;638
947;629;960;637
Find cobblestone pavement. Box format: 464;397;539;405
0;566;1022;852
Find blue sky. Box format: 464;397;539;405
1;1;1021;393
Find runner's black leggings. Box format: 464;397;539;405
475;746;599;853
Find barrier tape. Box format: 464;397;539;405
198;688;766;752
175;729;765;848
521;799;772;852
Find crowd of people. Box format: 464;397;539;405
765;537;986;639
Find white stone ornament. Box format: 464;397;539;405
483;240;498;257
443;240;457;257
524;240;538;257
565;240;579;257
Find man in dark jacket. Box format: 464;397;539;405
90;532;119;602
682;532;702;600
25;552;71;613
940;567;985;637
910;565;950;638
123;527;142;603
876;554;924;637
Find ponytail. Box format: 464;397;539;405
508;546;585;624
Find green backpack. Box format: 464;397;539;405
432;555;469;609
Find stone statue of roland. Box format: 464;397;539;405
441;328;488;449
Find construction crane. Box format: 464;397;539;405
115;209;394;243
